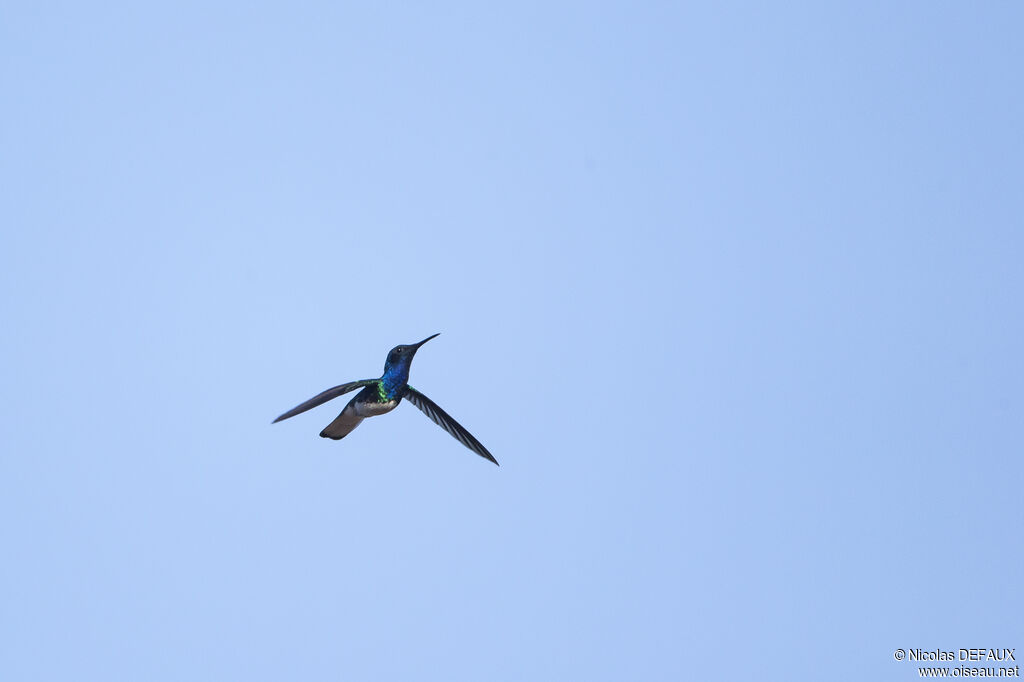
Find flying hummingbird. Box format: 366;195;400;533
272;334;498;465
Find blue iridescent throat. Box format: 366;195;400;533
380;360;413;400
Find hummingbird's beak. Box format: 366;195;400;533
413;333;440;349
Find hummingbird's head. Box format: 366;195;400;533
383;333;440;376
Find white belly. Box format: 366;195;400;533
354;399;399;418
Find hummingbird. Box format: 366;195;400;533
272;334;498;465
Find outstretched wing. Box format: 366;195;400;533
403;386;498;465
272;380;377;423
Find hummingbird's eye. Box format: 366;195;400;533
395;347;403;354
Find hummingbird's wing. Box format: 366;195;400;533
403;386;499;465
272;380;377;423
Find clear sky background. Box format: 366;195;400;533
2;2;1021;680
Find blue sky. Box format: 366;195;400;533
2;2;1022;680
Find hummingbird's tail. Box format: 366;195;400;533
319;403;364;440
